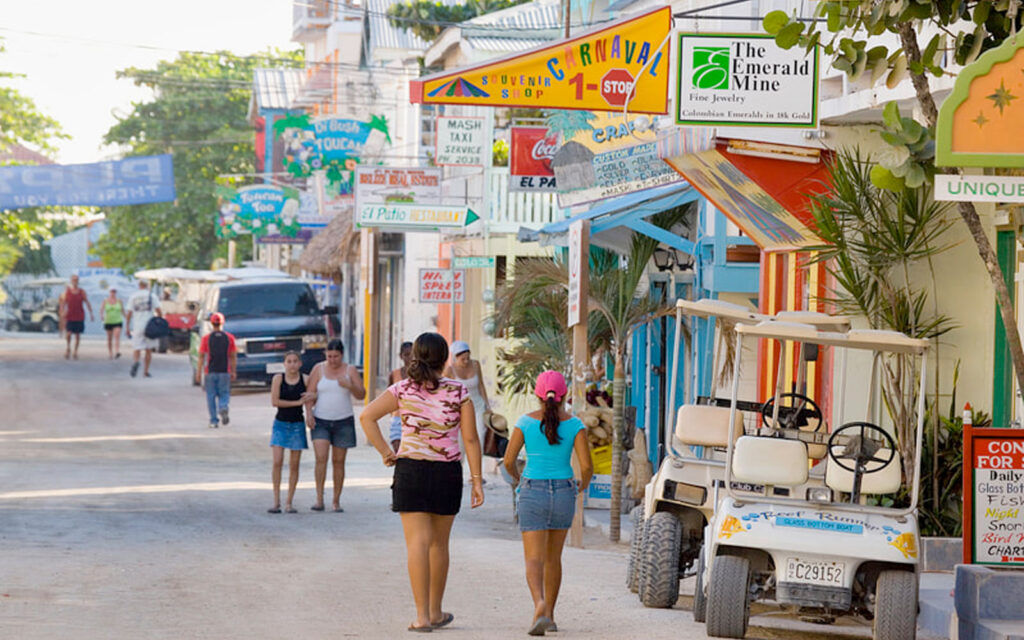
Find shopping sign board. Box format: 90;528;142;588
936;32;1024;167
675;33;819;128
963;425;1024;565
409;6;671;114
567;219;588;327
436;116;490;167
358;203;480;230
216;184;302;239
419;268;465;303
354;166;454;230
510;127;558;192
935;175;1024;203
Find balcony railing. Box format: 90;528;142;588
486;168;561;232
293;0;333;42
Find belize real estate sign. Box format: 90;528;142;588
675;33;819;128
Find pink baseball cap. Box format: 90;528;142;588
534;370;568;402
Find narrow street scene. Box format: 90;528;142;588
3;1;1024;640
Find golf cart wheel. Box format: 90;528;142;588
873;570;917;640
626;506;645;593
40;317;58;333
693;551;707;623
705;555;751;638
638;511;682;608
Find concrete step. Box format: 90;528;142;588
974;619;1024;640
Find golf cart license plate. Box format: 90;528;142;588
266;362;286;374
785;558;845;586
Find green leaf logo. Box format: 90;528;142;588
692;46;730;90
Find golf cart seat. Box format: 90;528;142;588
732;436;809;487
675;404;743;448
825;447;902;495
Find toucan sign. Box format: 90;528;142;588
409;6;671;114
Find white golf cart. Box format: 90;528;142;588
631;299;849;612
134;268;227;353
701;321;927;640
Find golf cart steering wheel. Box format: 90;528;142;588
760;393;824;433
826;422;896;474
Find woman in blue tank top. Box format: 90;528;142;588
503;370;593;636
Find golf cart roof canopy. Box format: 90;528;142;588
21;277;68;287
676;298;851;331
736;321;930;354
134;268;228;283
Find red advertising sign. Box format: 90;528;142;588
510;127;558;192
963;424;1024;565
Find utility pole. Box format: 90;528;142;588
564;0;571;38
568;219;589;547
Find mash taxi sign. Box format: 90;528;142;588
409;6;671;114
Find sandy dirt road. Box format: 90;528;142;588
0;335;871;640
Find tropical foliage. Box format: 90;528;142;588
544;110;596;144
94;50;302;272
388;0;532;42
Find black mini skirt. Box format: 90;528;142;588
392;458;463;515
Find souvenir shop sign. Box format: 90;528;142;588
409;6;671;114
937;32;1024;168
216;185;302;239
963;424;1024;565
675;33;819;128
551;111;684;207
510;127;559;192
436;117;489;167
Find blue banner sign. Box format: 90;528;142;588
0;154;176;209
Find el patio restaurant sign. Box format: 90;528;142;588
409;6;671;114
675;33;818;127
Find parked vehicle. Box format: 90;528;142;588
188;277;333;385
135;268;227;353
3;277;64;333
700;321;928;640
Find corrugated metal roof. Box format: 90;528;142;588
252;68;304;111
463;0;563;30
467;36;546;53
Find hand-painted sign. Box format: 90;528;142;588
216;185;302;239
419;268;465;303
935;175;1024;203
453;256;495;268
357;203;479;230
0;154;176;209
964;424;1024;565
354;167;442;205
436;117;489;167
936;32;1024;167
409;7;671;114
551;111;684;207
273;113;391;194
510;127;559;192
568;219;588;327
675;33;819;128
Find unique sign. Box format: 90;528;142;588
964;425;1024;566
935;175;1024;203
551;111;683;207
216;184;302;239
568;219;587;327
510;126;559;192
409;7;672;114
0;154;176;209
419;268;465;303
357;203;480;230
436;117;489;167
453;256;495;269
936;32;1024;167
675;33;819;128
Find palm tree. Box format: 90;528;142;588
544;110;597;144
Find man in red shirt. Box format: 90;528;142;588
59;274;93;360
197;312;237;428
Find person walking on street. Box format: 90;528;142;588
387;341;414;453
305;339;364;512
100;288;124;359
359;331;485;633
268;351;314;513
197;312;236;428
59;274;93;360
503;370;593;636
125;281;160;378
445;341;492;475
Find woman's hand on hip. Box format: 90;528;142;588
379;449;396;467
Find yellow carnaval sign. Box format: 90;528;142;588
409;6;672;114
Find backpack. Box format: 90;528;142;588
144;316;171;339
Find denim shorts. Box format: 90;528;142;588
517;478;577;532
311;416;356;448
270;419;308;451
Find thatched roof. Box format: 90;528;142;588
299;206;360;275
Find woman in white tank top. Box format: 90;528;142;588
444;341;491;473
305;339;365;512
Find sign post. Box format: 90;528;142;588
568;218;590;548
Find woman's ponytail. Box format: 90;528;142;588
541;395;562;445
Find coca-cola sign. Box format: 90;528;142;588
510;127;558;192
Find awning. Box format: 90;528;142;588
525;183;700;254
663;142;827;252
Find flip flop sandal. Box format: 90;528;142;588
528;616;553;636
333;507;344;513
285;507;298;514
267;507;282;514
311;505;325;511
548;622;558;632
431;613;454;629
407;624;433;633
